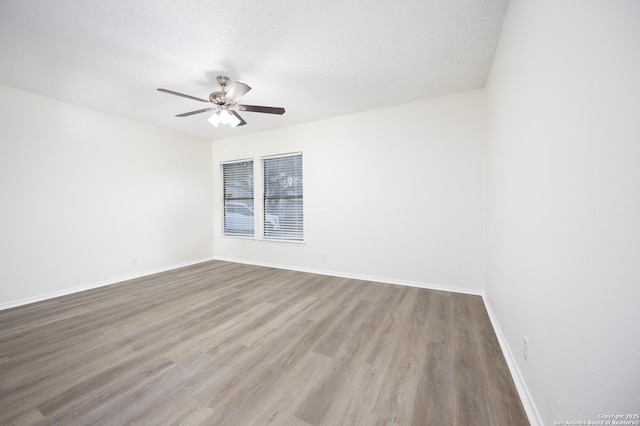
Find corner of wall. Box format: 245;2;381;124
482;294;543;426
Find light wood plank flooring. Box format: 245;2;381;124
0;261;528;425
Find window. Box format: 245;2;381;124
222;160;254;236
263;154;303;240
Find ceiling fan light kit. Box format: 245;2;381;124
158;75;285;128
208;109;241;128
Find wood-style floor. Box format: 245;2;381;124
0;261;528;425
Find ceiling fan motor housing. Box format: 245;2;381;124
209;91;228;105
211;76;232;106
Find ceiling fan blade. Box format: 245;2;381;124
158;88;210;103
224;82;251;103
231;110;247;126
238;104;285;115
175;108;215;117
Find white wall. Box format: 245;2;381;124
213;91;486;293
0;85;214;306
486;0;640;423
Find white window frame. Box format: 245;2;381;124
262;153;304;242
219;153;303;243
221;159;255;238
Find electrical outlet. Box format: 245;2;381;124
321;253;327;262
131;256;138;266
523;336;529;363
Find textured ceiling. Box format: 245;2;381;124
0;0;509;140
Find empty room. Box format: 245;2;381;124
1;0;638;425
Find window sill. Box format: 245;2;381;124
220;235;256;241
218;235;305;245
259;238;306;246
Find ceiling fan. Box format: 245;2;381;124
158;75;285;127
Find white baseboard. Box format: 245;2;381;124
482;295;543;426
0;256;216;311
213;256;484;296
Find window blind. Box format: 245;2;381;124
263;154;303;240
222;160;254;236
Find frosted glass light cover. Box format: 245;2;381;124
208;112;220;127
